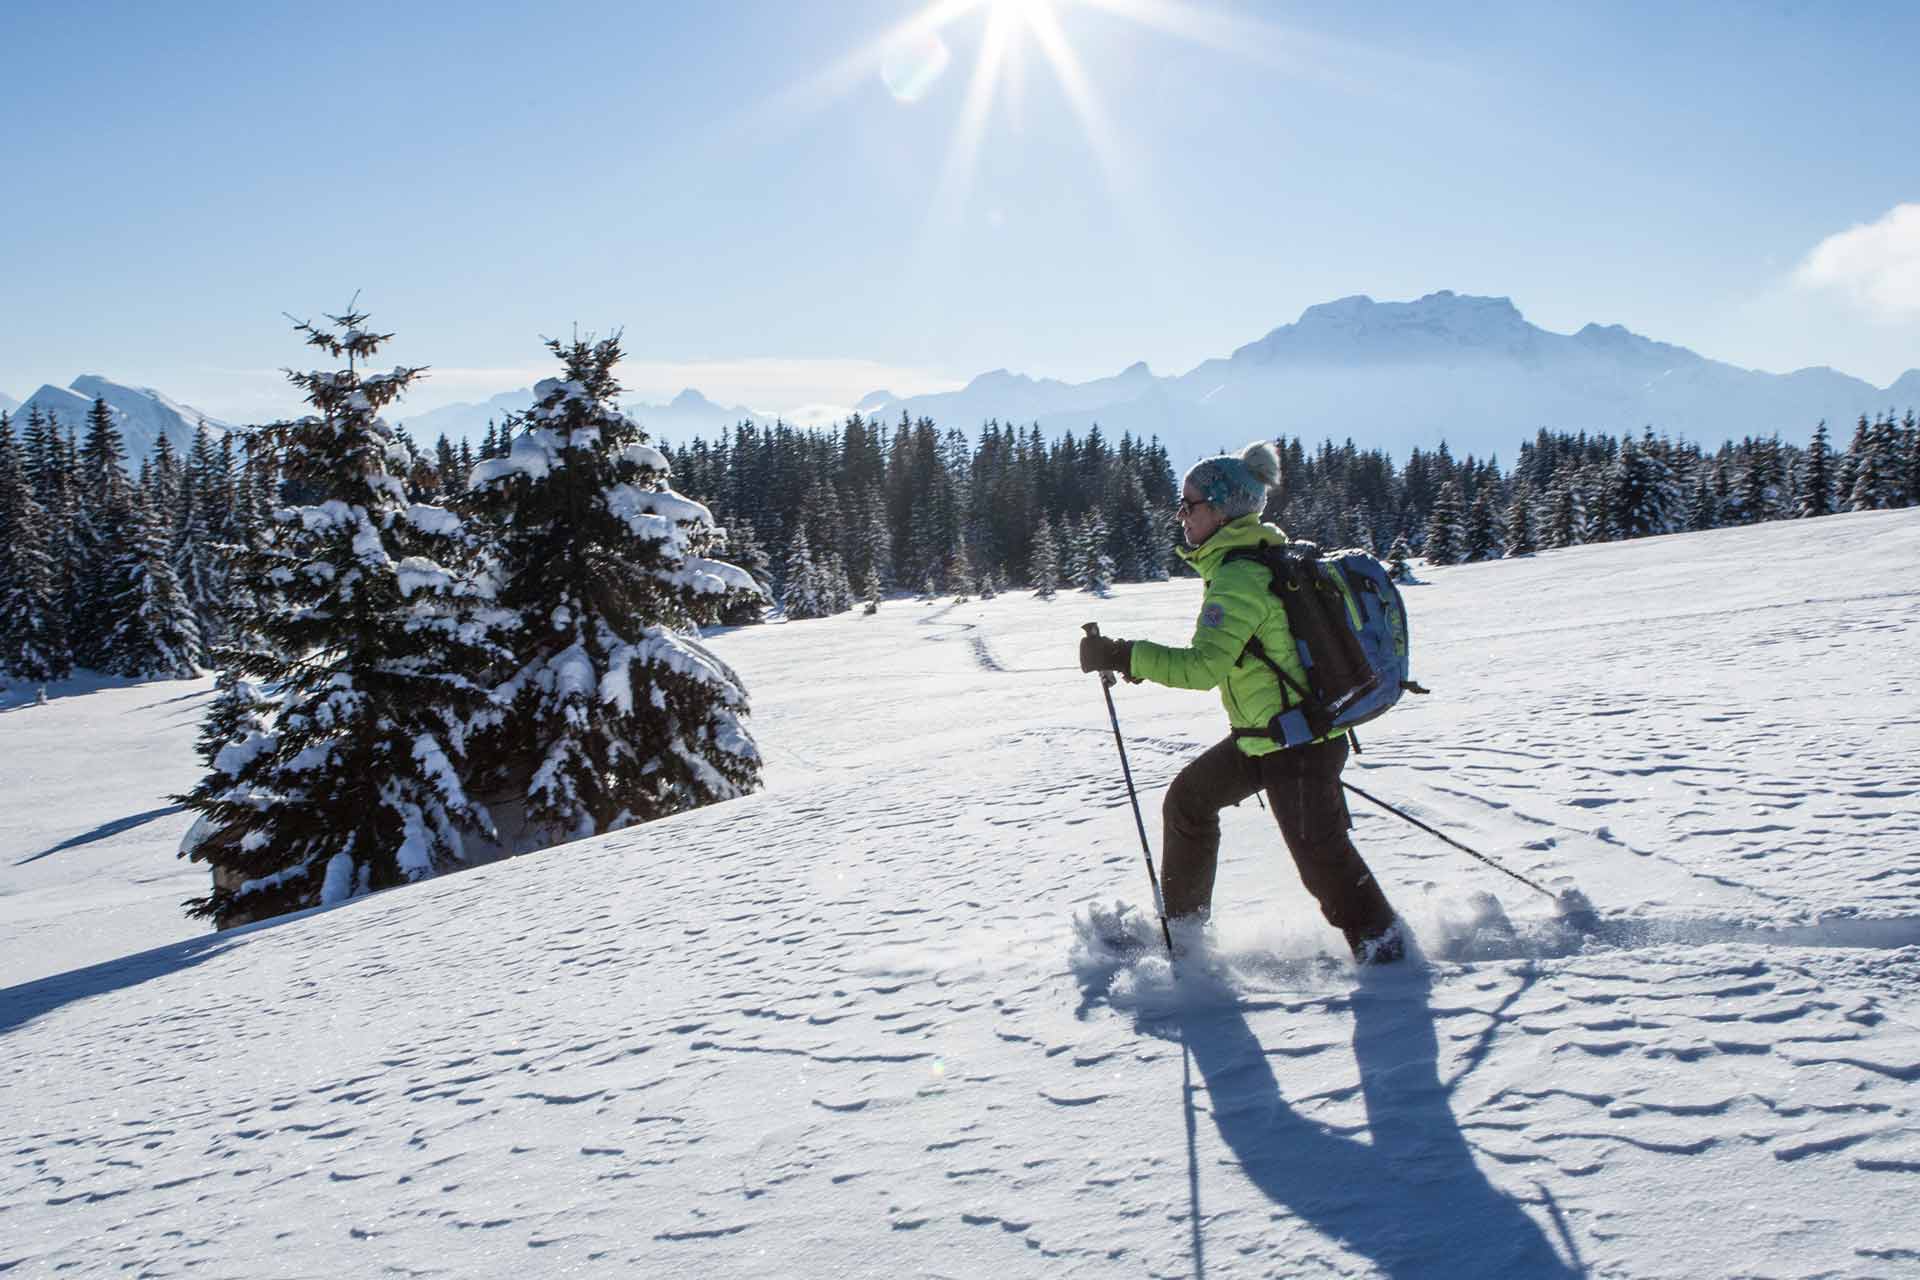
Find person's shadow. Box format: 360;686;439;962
1100;963;1586;1278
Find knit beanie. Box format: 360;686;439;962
1182;440;1281;520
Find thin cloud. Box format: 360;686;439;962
403;357;964;420
1794;203;1920;317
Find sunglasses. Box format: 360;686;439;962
1176;496;1210;517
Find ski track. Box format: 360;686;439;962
3;509;1920;1278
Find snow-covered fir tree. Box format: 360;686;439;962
1423;480;1464;565
1503;483;1537;556
1798;421;1834;518
1462;488;1500;562
1848;413;1902;511
73;396;138;669
1347;505;1377;556
1737;437;1785;523
0;415;70;680
99;483;201;678
1835;416;1866;510
1386;532;1415;583
781;535;832;619
822;551;856;614
1072;512;1114;595
949;541;976;602
1902;410;1920;511
178;307;508;929
1543;470;1580;549
173;423;231;647
1029;515;1061;599
709;519;770;626
1579;463;1615;543
1687;468;1720;531
1609;433;1680;539
464;334;763;854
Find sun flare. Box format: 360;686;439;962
762;0;1270;248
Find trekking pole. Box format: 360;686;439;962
1339;778;1559;901
1083;623;1176;961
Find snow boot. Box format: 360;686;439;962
1348;920;1407;966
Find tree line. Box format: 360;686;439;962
650;409;1920;601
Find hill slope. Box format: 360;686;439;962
3;510;1919;1277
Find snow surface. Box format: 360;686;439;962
4;510;1920;1278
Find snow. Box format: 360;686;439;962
604;482;715;539
622;442;670;474
469;429;558;487
394;554;456;598
3;509;1920;1277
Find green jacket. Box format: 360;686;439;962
1128;515;1338;757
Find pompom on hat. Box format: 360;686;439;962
1183;440;1281;520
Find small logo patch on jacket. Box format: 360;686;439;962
1199;602;1226;628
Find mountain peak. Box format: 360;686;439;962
669;388;720;411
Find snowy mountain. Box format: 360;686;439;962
401;386;764;445
396;387;538;442
0;389;19;416
627;387;763;439
5;507;1920;1277
10;376;230;460
862;292;1920;463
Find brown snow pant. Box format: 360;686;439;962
1160;734;1396;947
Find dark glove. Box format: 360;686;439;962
1079;634;1136;679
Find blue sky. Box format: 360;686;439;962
2;0;1915;423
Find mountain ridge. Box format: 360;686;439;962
866;291;1918;462
14;292;1918;461
9;378;231;462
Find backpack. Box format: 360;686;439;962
1222;542;1427;749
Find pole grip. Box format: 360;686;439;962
1081;622;1113;687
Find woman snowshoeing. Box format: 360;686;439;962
1077;440;1406;965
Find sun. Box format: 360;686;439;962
763;0;1265;235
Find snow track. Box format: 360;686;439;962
4;509;1920;1278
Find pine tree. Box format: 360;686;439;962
1462;488;1500;562
1029;515;1061;598
1798;421;1834;518
178;307;506;929
781;535;828;619
1904;410;1920;509
174;423;230;646
1609;433;1678;539
1071;512;1114;595
1579;463;1615;543
1543;469;1580;549
1503;483;1536;557
949;541;976;602
823;551;856;613
1849;413;1899;510
1423;480;1464;565
99;483;202;678
73;396;138;668
0;415;69;680
1686;467;1720;531
1386;532;1414;583
711;520;771;625
465;334;763;853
